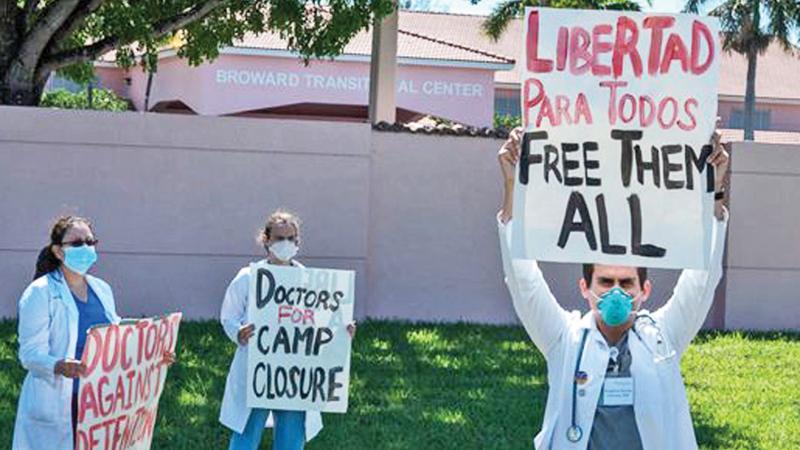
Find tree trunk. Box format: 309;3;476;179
2;64;44;105
743;48;758;141
144;69;154;111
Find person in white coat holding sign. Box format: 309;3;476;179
496;128;729;450
13;215;176;450
220;209;355;450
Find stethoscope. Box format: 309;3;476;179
566;314;676;443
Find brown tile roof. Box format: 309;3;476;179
232;22;514;65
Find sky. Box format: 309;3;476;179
424;0;703;15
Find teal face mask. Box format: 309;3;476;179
595;287;634;327
63;245;97;275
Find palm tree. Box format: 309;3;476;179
685;0;800;140
481;0;644;42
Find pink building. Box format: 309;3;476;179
83;10;800;137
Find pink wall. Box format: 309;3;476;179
0;106;794;329
718;100;800;132
724;142;800;330
119;55;496;127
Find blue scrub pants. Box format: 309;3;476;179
228;408;306;450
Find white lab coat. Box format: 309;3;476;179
13;270;121;450
219;259;323;441
498;214;728;450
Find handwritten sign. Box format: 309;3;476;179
246;264;355;413
512;8;720;269
76;313;182;450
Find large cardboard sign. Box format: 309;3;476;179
512;8;720;269
247;264;355;413
76;313;182;450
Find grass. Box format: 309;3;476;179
1;320;799;449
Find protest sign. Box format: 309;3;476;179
75;313;182;450
512;8;720;269
247;264;355;413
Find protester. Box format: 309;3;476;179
496;128;729;449
12;215;174;449
219;209;355;450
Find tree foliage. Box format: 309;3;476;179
0;0;395;105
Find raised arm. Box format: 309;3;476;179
498;128;571;357
652;130;730;355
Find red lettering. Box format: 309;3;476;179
527;11;553;72
691;20;714;74
612;17;642;78
643;16;675;75
574;93;594;125
101;325;119;373
523;78;545;128
120;327;133;371
536;95;558;127
639;95;656;127
569;26;592;75
591;24;613;76
600;80;627;125
658;97;679;128
660;33;689;73
555;95;573;125
678;98;698;130
556;27;569;71
619;94;637;123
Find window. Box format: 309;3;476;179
729;108;771;130
494;89;520;119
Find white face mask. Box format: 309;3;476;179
269;240;298;262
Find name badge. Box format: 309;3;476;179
602;377;634;406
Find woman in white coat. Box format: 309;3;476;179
12;215;172;449
220;210;355;450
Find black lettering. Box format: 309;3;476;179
635;145;661;187
562;143;581;186
256;326;270;354
331;291;343;311
293;327;315;355
312;368;326;402
313;327;334;355
274;286;287;304
519;131;548;185
255;269;275;309
583;142;601;186
253;362;266;397
596;194;626;254
685;144;715;192
303;291;318;308
287;367;300;399
317;290;331;310
557;191;597;251
275;366;287;397
327;367;344;402
611;129;643;188
628;194;666;257
544;144;562;183
662;144;684;189
299;367;312;399
272;327;291;354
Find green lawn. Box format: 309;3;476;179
1;320;798;449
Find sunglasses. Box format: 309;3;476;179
61;238;99;247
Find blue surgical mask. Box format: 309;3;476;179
63;245;97;275
594;287;634;327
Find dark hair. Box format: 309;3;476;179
582;264;647;289
258;209;301;248
34;215;94;280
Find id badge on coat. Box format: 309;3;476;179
602;377;634;406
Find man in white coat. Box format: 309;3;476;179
496;127;729;450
